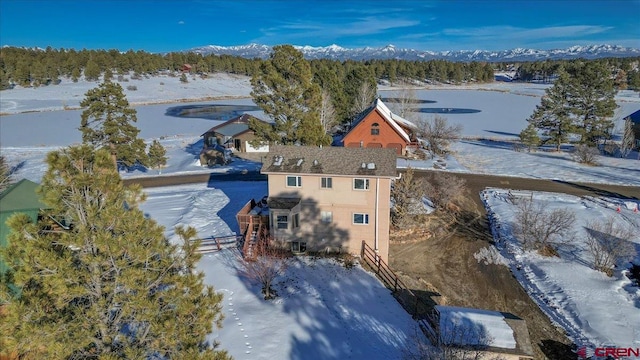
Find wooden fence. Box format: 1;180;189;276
360;240;424;318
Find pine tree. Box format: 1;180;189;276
79;80;149;168
527;70;576;151
250;45;330;146
147;139;168;169
567;61;617;145
84;59;101;81
0;145;229;359
519;123;541;152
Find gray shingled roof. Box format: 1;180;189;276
261;145;398;177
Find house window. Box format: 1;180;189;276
291;241;307;253
371;122;380;135
353;213;369;225
321;211;333;223
287;175;302;187
276;215;288;229
292;213;300;229
321;177;332;189
353;178;370;190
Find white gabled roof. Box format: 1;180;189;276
373;99;412;143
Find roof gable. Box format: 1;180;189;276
261;145;397;178
201;114;266;136
0;179;47;213
348;99;412;143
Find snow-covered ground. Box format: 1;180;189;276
482;189;640;350
1;73;640;354
138;182;415;359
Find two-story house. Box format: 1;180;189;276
342;98;418;155
257;145;398;263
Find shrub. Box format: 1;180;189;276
572;144;600;165
585;216;636;276
126;85;137;91
513;198;575;255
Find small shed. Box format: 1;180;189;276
425;305;535;360
0;179;47;278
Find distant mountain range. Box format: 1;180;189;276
186;43;640;62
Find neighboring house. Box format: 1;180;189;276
238;145;398;263
200;114;270;166
0;179;47;292
180;64;192;73
342;98;418;155
423;305;535;360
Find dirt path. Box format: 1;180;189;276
390;172;638;359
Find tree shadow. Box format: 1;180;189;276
552;180;639;201
206;176;268;235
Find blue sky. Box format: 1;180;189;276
1;0;639;53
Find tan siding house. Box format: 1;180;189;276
260;145;397;263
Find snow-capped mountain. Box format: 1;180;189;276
186;43;640;62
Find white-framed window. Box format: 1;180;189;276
321;177;332;189
353;213;369;225
286;175;302;187
276;215;288;229
353;178;370;190
291;241;307;253
321;211;333;223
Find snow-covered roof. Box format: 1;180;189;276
436;305;517;350
371;99;412;143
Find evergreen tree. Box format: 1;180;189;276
84;59;101;81
147;139;168;169
519;123;541;152
0;145;229;359
566;61;617;145
527;70;576;151
79;80;148;168
250;45;330;146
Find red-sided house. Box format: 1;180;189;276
200;114;270;166
342;99;417;155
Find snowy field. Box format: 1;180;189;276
482;189;640;350
1;73;640;354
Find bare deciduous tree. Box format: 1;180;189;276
403;321;505;360
387;86;419;122
513;199;576;256
585;216;637;276
352;81;377;116
320;88;338;133
391;167;426;228
424;172;466;210
572;144;600;165
415;116;463;157
237;241;288;300
620;117;635;158
0;155;12;193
